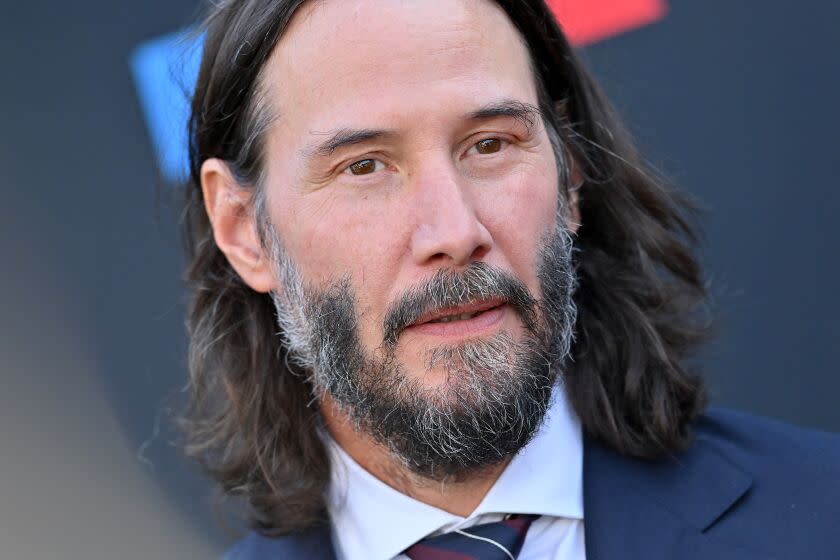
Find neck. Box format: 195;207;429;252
320;395;509;517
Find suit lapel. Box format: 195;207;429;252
236;432;760;560
582;436;760;560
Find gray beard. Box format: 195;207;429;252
267;218;577;481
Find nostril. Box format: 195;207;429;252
470;244;490;262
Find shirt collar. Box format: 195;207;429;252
325;386;583;560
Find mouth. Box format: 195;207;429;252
403;299;508;338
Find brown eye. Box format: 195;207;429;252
475;138;502;155
348;159;378;175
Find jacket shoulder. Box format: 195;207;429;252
693;407;840;552
696;407;840;472
223;532;269;560
223;524;335;560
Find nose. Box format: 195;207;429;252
409;163;493;266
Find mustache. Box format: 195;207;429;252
381;262;538;347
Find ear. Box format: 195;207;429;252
200;158;275;293
565;157;583;235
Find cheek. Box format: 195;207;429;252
273;188;406;315
479;162;559;276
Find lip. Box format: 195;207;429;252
403;299;508;338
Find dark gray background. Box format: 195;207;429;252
2;1;837;557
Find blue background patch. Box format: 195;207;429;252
130;30;203;182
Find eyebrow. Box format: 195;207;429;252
306;128;395;159
467;99;542;132
303;99;542;161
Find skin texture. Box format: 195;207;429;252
201;0;579;515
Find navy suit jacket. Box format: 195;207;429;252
225;408;840;559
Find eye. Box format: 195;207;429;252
344;158;383;176
471;138;505;155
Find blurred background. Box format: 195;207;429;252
1;0;838;558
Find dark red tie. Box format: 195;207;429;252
403;514;539;560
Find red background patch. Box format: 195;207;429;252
546;0;667;45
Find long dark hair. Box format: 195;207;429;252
182;0;708;535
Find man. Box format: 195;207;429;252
181;0;840;558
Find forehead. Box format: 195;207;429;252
261;0;538;137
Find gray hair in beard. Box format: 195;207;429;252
267;217;577;480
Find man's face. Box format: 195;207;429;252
257;0;576;475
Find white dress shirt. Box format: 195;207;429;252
325;387;586;560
